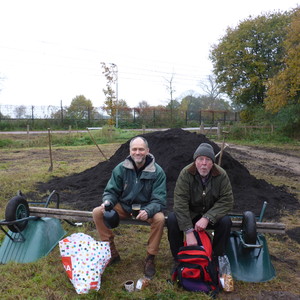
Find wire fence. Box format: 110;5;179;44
0;104;240;130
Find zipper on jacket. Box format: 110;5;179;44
202;188;206;211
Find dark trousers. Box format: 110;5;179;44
167;211;232;258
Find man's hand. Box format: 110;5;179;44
99;202;105;212
99;200;110;213
136;210;148;221
185;231;198;246
195;217;209;231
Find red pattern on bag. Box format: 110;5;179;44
61;256;73;279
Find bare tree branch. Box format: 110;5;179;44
198;74;221;100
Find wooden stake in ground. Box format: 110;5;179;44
48;128;53;172
218;131;229;166
86;128;108;161
27;124;30;147
215;143;229;159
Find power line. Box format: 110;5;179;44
0;40;211;81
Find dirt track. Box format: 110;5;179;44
226;143;300;208
226;144;300;180
225;143;300;204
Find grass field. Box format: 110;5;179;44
0;138;299;299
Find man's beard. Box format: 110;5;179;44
133;156;145;165
198;168;209;177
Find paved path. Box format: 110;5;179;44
0;127;218;135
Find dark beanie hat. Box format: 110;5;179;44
193;143;215;162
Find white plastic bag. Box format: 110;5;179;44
218;255;234;292
59;233;111;294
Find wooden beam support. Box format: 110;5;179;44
29;206;285;234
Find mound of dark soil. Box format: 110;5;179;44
37;128;298;220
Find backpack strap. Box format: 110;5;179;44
194;230;213;259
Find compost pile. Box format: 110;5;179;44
37;128;298;220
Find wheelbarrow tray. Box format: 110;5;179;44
226;231;275;282
0;217;66;264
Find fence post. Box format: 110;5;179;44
60;100;64;124
88;107;91;122
142;125;146;134
185;110;188;126
217;122;221;139
200;121;205;134
48;128;53;172
31;106;34;124
27;124;30;147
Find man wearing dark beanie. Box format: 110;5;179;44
167;142;233;269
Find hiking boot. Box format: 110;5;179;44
144;254;156;278
108;240;120;266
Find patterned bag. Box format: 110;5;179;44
59;233;111;294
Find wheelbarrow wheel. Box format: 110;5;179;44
242;211;257;244
5;195;30;233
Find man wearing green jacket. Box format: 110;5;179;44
167;143;233;265
93;136;166;278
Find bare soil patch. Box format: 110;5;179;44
226;143;300;186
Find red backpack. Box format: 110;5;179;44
171;230;220;297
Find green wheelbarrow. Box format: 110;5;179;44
0;191;66;264
226;202;276;282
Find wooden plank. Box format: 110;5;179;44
120;219;285;234
231;222;285;234
29;206;285;234
29;207;93;222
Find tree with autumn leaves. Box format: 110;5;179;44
210;7;300;135
101;62;118;126
264;8;300;112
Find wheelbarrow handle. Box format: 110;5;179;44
258;201;268;222
0;216;38;226
233;231;263;249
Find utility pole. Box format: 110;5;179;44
165;74;176;124
60;100;63;123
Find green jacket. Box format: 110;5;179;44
102;154;166;218
173;162;234;232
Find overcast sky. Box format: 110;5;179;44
0;0;299;109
